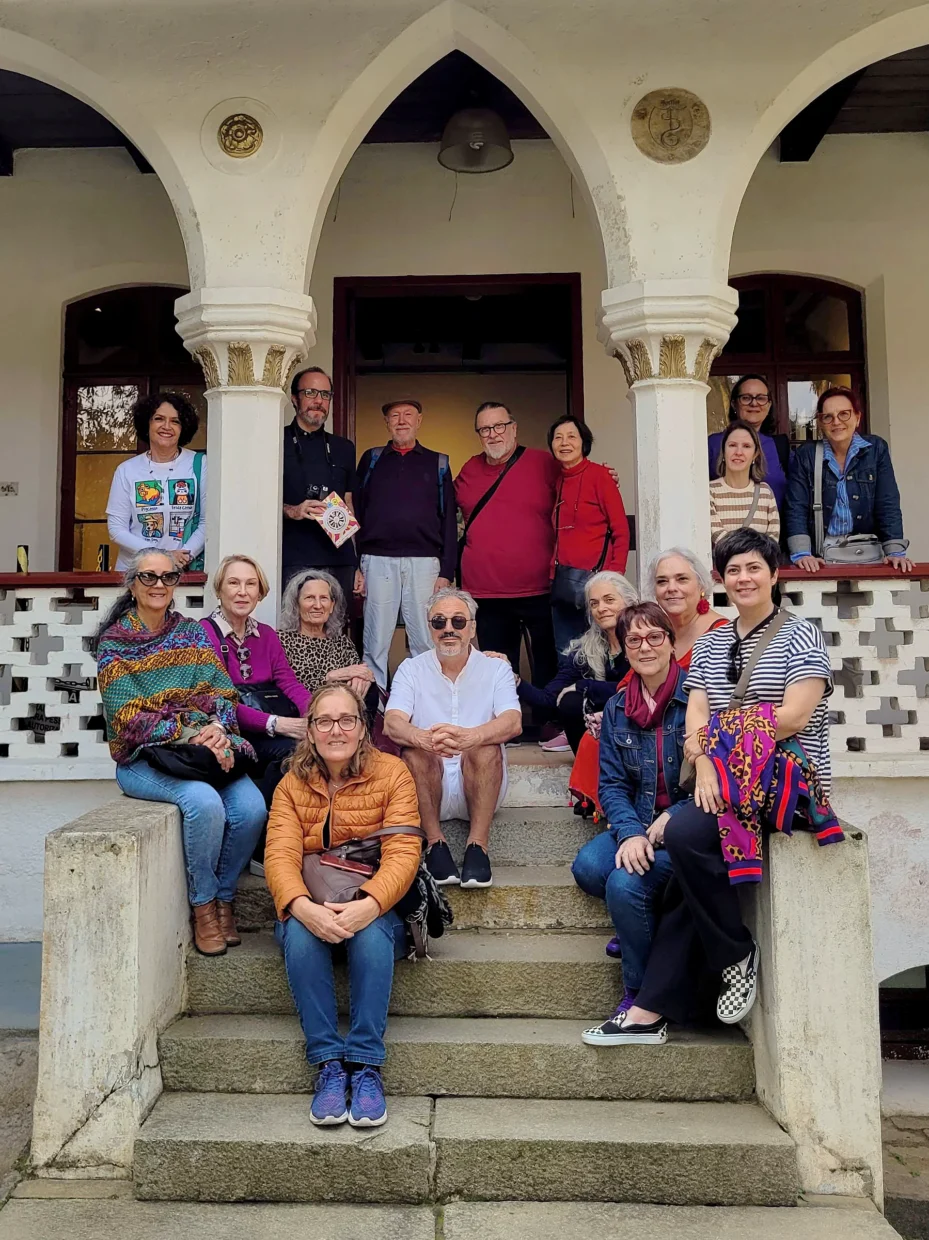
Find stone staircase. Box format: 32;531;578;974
134;798;805;1210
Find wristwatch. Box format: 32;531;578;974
266;715;278;737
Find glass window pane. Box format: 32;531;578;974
706;375;744;433
74;452;136;521
73;523;120;572
788;374;853;443
782;289;851;354
721;288;767;356
76;384;140;451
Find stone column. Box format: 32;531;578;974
600;279;738;576
175;287;317;619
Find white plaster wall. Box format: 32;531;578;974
307;141;631;498
0;147;187;572
0;779;116;940
731;134;929;559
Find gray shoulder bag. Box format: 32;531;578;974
740;484;761;529
814;440;882;564
679;609;791;791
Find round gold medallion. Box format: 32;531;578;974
631;89;710;164
218;113;263;159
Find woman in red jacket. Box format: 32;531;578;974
549;415;630;657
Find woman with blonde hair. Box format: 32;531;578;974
265;683;422;1128
709;420;780;546
201;555;311;827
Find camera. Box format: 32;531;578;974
306;483;331;501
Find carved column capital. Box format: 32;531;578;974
600;279;739;385
174;286;317;392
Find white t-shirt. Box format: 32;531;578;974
386;647;521;738
106;449;207;570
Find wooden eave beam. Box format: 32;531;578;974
779;70;867;162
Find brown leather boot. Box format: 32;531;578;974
191;900;227;956
216;899;241;947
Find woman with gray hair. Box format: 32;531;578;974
645;547;726;663
279;570;377;713
486;571;637;755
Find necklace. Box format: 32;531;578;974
147;447;181;464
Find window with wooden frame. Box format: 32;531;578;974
60;286;205;570
707;274;866;445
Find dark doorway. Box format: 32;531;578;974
332;273;583;470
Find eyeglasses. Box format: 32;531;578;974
134;570;181;587
476;421;515;438
430;614;470;631
296;388;332;401
737;394;771;406
818;408;855;425
624;631;668;651
311;714;361;733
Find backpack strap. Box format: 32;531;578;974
361;446;384;492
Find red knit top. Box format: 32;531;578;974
553;459;629;576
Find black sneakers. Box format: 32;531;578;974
460;843;493;889
717;940;760;1025
425;840;460;886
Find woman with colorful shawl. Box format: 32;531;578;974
95;550;266;957
597;528;834;1046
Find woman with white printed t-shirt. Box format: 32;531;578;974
106;391;207;572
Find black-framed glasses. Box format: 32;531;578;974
296;387;332;401
134;570;181;587
476;420;515;438
624;631;668;651
311;714;361;733
430;614;470;631
737;394;771;406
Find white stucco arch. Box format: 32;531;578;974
300;0;625;290
0;28;201;285
717;4;929;271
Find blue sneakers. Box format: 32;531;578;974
348;1065;388;1127
310;1060;348;1126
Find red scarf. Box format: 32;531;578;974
624;658;680;729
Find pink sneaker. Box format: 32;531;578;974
540;731;571;752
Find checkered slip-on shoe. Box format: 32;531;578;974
582;1013;668;1046
717;940;760;1025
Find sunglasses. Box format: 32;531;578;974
134;570;181;587
430;614;470;631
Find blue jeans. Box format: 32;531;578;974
361;554;439;690
571;828;674;990
275;911;406;1067
115;760;266;906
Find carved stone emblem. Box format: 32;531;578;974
218;113;263;159
631;89;710;164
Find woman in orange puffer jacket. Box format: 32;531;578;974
265;683;421;1129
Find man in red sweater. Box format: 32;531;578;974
454;402;560;710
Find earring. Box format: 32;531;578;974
696;593;710;616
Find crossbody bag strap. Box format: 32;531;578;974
813;441;825;557
202;617;231;669
728;608;791;708
311;823;427;856
740;483;761;529
462;445;526;541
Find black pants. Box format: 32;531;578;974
636;801;754;1024
558;689;586;754
476;594;558;694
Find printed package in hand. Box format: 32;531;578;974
313;492;360;548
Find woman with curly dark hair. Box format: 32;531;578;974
106;390;207;570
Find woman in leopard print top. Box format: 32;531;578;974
279;570;378;717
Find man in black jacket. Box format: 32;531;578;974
354;400;457;689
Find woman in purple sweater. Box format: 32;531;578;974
201;556;311;824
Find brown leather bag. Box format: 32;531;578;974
301;824;425;904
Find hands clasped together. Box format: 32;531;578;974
289;893;380;944
191;722;234;772
408;722;483;757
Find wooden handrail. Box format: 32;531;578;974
0;572;208;588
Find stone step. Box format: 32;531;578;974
132;1093;798;1206
236;864;610;932
432;1097;798;1206
502;744;574;808
0;1199;898;1240
160;1014;755;1102
133;1092;432;1203
187;929;618;1019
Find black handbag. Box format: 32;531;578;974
140;742;252;789
551;475;612;609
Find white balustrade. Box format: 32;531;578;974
2;575;929;779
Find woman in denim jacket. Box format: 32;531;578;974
572;602;690;1044
785;387;912;573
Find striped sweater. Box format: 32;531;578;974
709;478;780;545
97;608;253;765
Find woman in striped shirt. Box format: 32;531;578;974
709;420;780;546
598;528;832;1046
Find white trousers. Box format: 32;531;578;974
361;554;439;689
